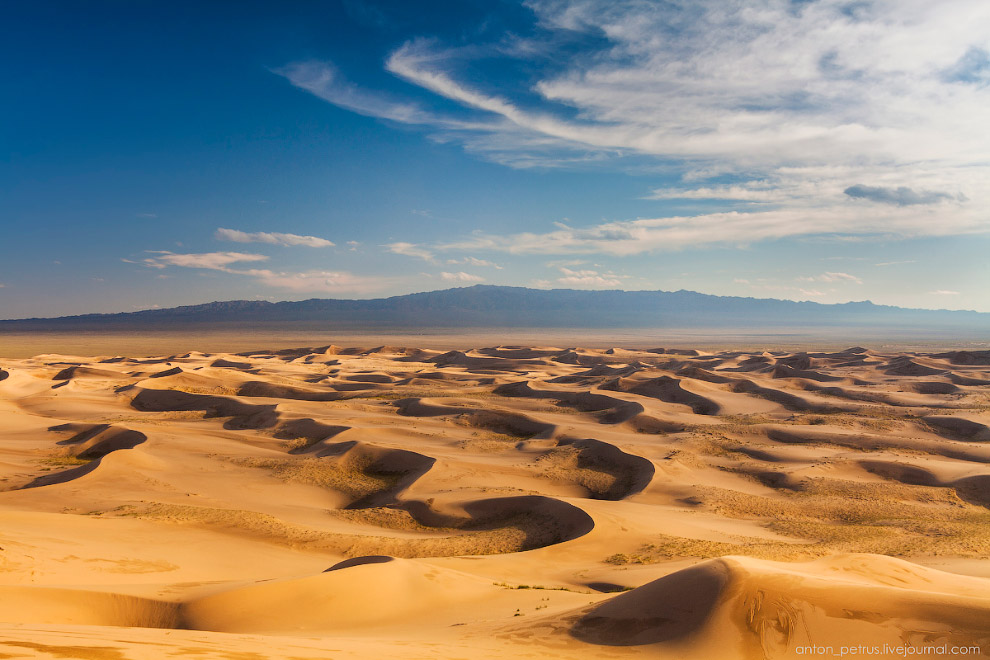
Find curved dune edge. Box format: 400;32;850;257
565;554;990;657
1;553;988;660
1;345;989;659
117;492;595;559
0;558;502;632
181;557;496;633
541;437;656;500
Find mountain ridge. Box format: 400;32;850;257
1;285;986;330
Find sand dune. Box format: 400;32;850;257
567;554;990;658
1;344;989;658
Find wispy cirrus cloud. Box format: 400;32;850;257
134;251;386;294
555;266;626;287
236;268;389;294
275;0;990;249
799;272;864;285
436;202;981;256
385;242;436;262
272;61;433;125
446;256;502;269
440;271;484;282
279;1;990;171
140;251;269;270
215;227;334;247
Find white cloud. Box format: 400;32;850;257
798;288;827;297
273;61;434;125
277;1;990;248
386;242;436;262
440;271;484;282
135;250;388;295
446;256;502;268
799;272;864;284
238;269;388;294
875;260;917;267
556;266;625;288
141;251;269;270
525;0;990;166
215;227;334;248
285;2;990;174
733;278;750;284
931;289;961;295
438;203;984;256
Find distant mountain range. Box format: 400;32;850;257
2;285;987;332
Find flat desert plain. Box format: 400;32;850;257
1;344;989;659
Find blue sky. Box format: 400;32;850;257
2;0;988;318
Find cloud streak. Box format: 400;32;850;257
273;61;433;125
556;266;625;287
446;256;502;269
386;242;436;262
141;251;269;270
275;0;990;249
236;268;388;294
437;202;984;256
136;251;386;294
440;271;484;282
215;228;334;247
800;272;864;285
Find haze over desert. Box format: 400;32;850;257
1;341;988;658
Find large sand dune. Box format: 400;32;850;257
1;344;989;658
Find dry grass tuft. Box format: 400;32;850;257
456;431;521;453
124;503;558;558
233;456;400;499
537;447;618;497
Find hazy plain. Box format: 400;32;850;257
2;324;988;359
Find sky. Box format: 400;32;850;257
2;0;989;319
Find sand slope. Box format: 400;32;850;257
1;345;989;658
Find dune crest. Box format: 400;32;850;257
1;344;989;658
568;555;990;658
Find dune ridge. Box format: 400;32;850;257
1;344;989;658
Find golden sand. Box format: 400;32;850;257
1;344;988;658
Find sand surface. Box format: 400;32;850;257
1;343;989;658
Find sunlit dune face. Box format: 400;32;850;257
0;344;989;658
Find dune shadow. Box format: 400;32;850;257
571;561;728;646
131;388;278;429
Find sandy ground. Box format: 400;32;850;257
1;343;989;658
